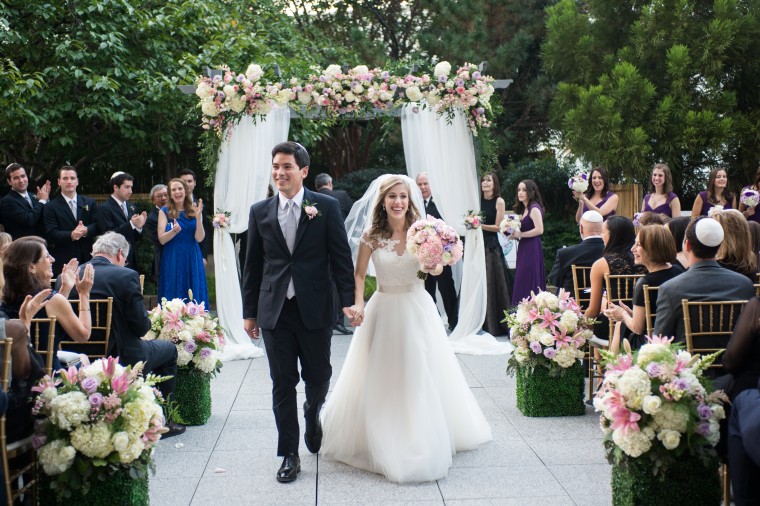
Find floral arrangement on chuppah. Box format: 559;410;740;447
32;358;166;504
504;289;595;416
212;209;231;230
595;336;725;506
406;217;463;279
146;295;226;425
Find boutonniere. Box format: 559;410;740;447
128;205;136;214
302;200;321;220
83;204;89;212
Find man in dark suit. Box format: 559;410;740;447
0;162;51;239
243;142;355;483
548;210;605;295
82;232;184;437
96;172;146;272
416;172;459;330
178;168;210;265
144;184;168;279
315;172;353;219
728;381;760;504
654;216;755;342
43;166;98;276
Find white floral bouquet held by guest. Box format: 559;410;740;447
741;188;760;208
31;357;167;499
707;205;724;217
504;289;594;375
568;172;589;194
499;213;522;239
146;295;226;376
406;217;463;279
463;210;484;230
594;336;726;472
212;209;231;229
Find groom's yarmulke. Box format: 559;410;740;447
581;210;603;223
695;217;724;247
110;171;125;180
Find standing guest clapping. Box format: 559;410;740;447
510;180;545;305
691;167;737;217
641;163;681;218
740;165;760;223
574;166;618;222
1;162;50;239
157;178;208;307
96;171;146;272
479;172;510;335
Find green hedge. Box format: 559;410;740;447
173;367;212;426
611;451;720;506
515;361;585;417
40;467;148;505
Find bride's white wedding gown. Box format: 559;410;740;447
320;238;492;483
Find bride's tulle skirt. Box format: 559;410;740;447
320;285;492;483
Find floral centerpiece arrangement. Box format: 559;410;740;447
463;210;484;230
32;358;166;504
146;296;226;425
212;209;231;229
406;217;463;279
568;172;589;194
498;213;521;238
504;290;595;416
595;336;725;506
741;188;760;209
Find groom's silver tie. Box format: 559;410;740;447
285;200;298;299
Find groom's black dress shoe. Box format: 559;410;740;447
276;453;301;483
304;401;324;454
333;323;353;335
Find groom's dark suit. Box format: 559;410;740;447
423;196;459;329
242;187;354;457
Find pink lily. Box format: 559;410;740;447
607;354;633;375
609;406;642;435
539;308;560;332
164;310;185;332
527;307;541;322
31;376;59;393
646;335;674;345
103;356;119;380
554;325;575;349
60;366;78;385
570;331;586;348
111;373;131;395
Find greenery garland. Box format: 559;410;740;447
514;360;586;417
173;367;212;426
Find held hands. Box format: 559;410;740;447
131;211;147;229
37;180;51;201
244;318;259;340
343;305;364;326
193;198;203;216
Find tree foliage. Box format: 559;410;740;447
543;0;760;192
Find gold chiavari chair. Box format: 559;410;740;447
604;273;644;339
754;283;760;297
642;285;659;337
139;274;145;295
58;298;114;360
571;265;593;312
30;317;57;376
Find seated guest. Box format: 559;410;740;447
653;217;755;342
713;209;757;281
77;232;185;437
749;221;760;277
0;232;11;254
548;210;605;295
637;211;669;227
0;237;94;371
727;382;760;505
665;216;691;270
722;297;760;400
604;225;683;351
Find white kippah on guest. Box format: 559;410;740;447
695;217;724;247
581;210;603;223
110;171;125;180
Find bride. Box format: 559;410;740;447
320;175;492;483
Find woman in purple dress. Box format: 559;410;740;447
510;180;545;305
691;167;736;217
574;166;619;222
640;163;681;218
739;165;760;224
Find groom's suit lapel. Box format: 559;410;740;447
292;189;314;252
268;196;291;256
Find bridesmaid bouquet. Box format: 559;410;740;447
462;210;484;230
741;188;760;208
212;209;231;229
31;358;166;500
406;217;463;279
504;289;594;375
568;172;589;193
707;205;724;218
632;212;643;228
499;213;521;238
594;336;726;473
146;296;225;377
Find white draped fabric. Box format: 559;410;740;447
400;105;511;355
213;109;291;361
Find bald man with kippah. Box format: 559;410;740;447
548;210;605;295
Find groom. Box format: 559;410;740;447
242;142;355;483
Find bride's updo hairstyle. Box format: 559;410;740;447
368;175;421;239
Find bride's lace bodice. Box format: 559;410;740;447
362;237;422;288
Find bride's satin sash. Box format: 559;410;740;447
377;283;423;294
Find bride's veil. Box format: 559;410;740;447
344;173;425;276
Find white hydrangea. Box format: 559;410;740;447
344;91;356;103
712;404;726;420
122;398;162;436
553;347;579;368
143;330;157;341
434;61;452;78
705;419;721;446
228;94;246;113
70;422;114;458
50;391;91;431
276;89;294;105
245;64;264;82
527;325;545;343
192;353;218;374
657;429;681;450
40;386;58;403
118;433;146;464
636;343;669;366
612;428;652;457
112;431;130;452
514;347;529;363
297;91;312;105
324;64;342;78
38;440;76;475
533;291;559;309
177;347;193;367
679;370;705;396
617;368;652;410
642;395;662;415
352;65;369;75
405;85;423;102
201;99;219;118
652;402;689;433
515;305;529;324
559;310;579;331
642;426;656;440
195;81;215;100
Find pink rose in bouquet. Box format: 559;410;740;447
406;218;463;279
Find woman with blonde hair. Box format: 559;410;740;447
713;210;756;281
691;167;737;217
641;163;681;218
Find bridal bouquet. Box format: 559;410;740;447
146;297;225;377
212;209;231;229
31;358;166;500
463;210;484;230
499;213;521;238
504;289;594;375
741;188;760;208
594;336;726;473
406;217;463;279
568;172;589;194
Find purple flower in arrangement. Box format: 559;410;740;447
697;404;713;420
438;75;447;83
184;341;197;354
476;107;485;115
81;377;100;394
412;106;419;113
697;422;711;437
200;348;213;359
456;79;465;87
645;362;662;378
217;91;225;99
31;434;47;450
390;84;397;91
529;341;542;354
89;392;104;408
236;75;244;82
543;347;557;359
381;71;390;79
673;378;689;391
472;71;481;79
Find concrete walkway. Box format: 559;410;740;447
148;334;611;505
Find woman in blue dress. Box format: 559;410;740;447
158;178;208;306
640;163;681;218
510;179;546;305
